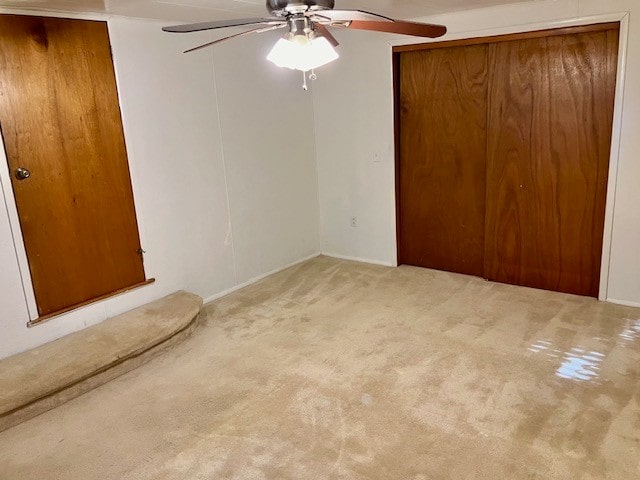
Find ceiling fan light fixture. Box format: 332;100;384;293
266;34;338;72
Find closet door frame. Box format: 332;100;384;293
393;15;630;301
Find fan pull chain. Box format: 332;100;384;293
302;70;318;91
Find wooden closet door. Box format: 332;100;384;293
398;44;489;276
0;15;146;316
484;28;619;297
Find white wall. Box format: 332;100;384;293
3;0;637;359
313;0;640;305
0;16;320;359
313;44;397;267
211;33;320;283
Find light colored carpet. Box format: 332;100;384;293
0;291;201;432
1;256;639;479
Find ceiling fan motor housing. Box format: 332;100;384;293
266;0;335;16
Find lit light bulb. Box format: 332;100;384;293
267;33;339;72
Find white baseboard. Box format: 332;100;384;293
203;252;321;305
321;252;397;267
606;298;640;308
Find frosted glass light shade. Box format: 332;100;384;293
266;35;339;72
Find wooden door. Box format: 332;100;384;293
397;44;489;277
0;15;146;316
484;28;618;297
395;23;618;298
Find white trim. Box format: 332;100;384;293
0;7;174;23
389;11;629;303
601;14;630;302
321;252;396;267
202;252;321;304
389;12;629;46
0;132;39;320
607;298;640;309
0;7;109;21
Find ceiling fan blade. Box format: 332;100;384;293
184;24;286;53
314;23;339;48
345;20;447;38
163;17;284;33
309;9;393;22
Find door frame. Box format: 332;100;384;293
392;12;630;302
0;8;150;322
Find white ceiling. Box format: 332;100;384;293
0;0;534;22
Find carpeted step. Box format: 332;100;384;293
0;291;202;432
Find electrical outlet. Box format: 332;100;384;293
350;216;358;228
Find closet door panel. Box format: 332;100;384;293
484;29;618;297
398;45;489;276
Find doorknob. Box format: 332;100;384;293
15;167;30;180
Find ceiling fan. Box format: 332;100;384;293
163;0;446;86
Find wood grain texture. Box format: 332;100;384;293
484;28;619;297
392;22;621;53
397;45;489;276
0;15;146;315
